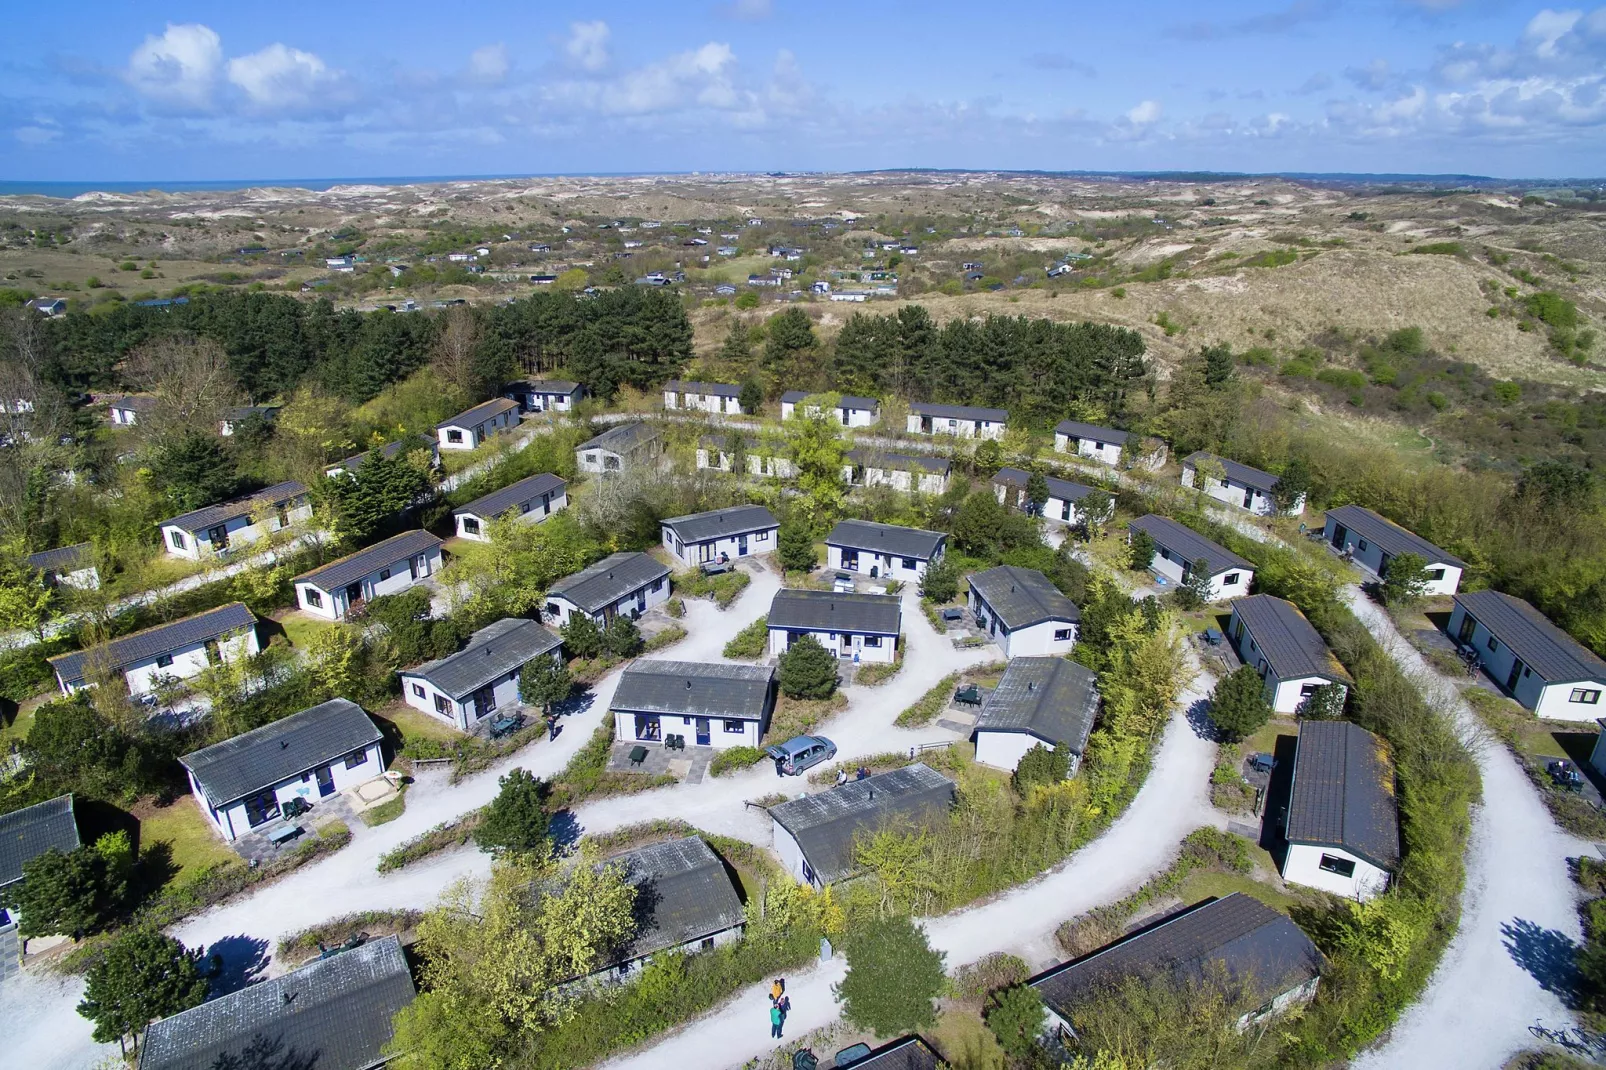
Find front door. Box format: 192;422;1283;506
738;534;748;556
695;718;711;746
700;542;714;563
1331;524;1348;550
1242;488;1255;509
1506;659;1524;691
473;685;497;719
208;524;230;550
345;582;363;609
1457;615;1477;644
315;766;335;797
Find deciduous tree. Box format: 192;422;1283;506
1128;528;1156;571
77;929;208;1056
777;522;817;573
1379;551;1430;607
519;655;573;715
835;916;946;1036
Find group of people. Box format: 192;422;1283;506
768;978;791;1038
833;766;872;787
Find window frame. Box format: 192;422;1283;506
1570;688;1602;705
1053;627;1075;642
723;719;746;734
1317;853;1357;878
412;683;426;698
343;748;368;770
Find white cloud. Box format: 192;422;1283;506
127;23;222;109
1126;99;1162;124
565;21;611;72
1345;58;1393;90
546;41;742;117
466;44;509;86
227;43;339;112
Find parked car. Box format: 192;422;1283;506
767;734;838;776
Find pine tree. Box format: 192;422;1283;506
1129;528;1156;571
778;635;838;699
559;613;603;659
777;523;818;573
472;768;551;858
1209;666;1271;742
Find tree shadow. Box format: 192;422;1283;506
136;840;181;902
1183;696;1219;741
1501;917;1584;1007
206;1033;319;1070
548;809;582;850
206;934;272;997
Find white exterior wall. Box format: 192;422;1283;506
118;628;259;697
783;401;877;427
577;447;630;474
696;448;732;472
854;465;948;495
825;543;934;582
48;566;101;590
995;484;1082;525
974;730;1042;772
455;488;568;542
295;546;443;621
109;406;139;426
967;587;1076;659
1282;843;1391;901
1446;603;1606;719
544;577;670;629
666;390;744;415
1144;543;1252;601
661;524;776;568
1267;673;1344;715
1053;433;1124;467
768;626;897;664
401;670;523;732
195;741;384;842
437;409;517;451
771;823;821;888
749;454;795;478
161;502;313;560
614;709;762;749
1182;465;1304;517
1319;516;1462;596
508;388;578;413
905;413;1004;440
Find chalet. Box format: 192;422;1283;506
1126;515;1254;601
323;434;438;478
1053;420;1164;468
0;795;79;900
612;660;775;749
663;380;746;415
181;698;384;842
436;397;520;451
826;519;946;581
907;401;1007;440
768;764;956;889
714;282;738;294
830;290;870;302
661;504;778;568
780;391;880;427
138;935;416;1070
400;618;563;732
159;481;311;560
992;467;1103;526
1281;720;1399;900
1322;505;1464;595
1448;590;1606;719
544;551;671;627
695;434;794;478
1028;894;1323;1044
106;394;157;426
972;657;1099;775
27;543;99;590
968;566;1080;659
48;602;259;697
1229;595;1352;714
590;838;746;982
576;421;662;474
25;297;67;317
747;274;779;287
453;473;568;541
1181;451;1304;517
843;450;950;496
504;379;584;414
293;530;444;621
768;589;902;664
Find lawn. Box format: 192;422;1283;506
1178;869;1302;915
133;795;239;883
374;700;462;748
274;611;344;650
1;693;46;748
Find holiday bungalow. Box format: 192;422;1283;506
825;519;946;582
27;543;99;590
436;397;520;451
1448;590;1606;719
218;404;281;436
504;378;584;414
106;394;156;426
158;481;311;560
695;434;795;478
576;421;662;475
544;551;671;628
1281;720;1399;901
588;838;746;983
972;657;1099;775
1322;505;1464;596
992;467;1103;526
967;566;1080;659
1054;420;1133;467
663;380;746;415
906;401;1006;440
48;602;259;697
780;391;880;427
1181;452;1304;517
768;764;957;889
400;617;563;732
661;504;778;568
1126;515;1254;601
1228;595;1352;714
453;473;568;541
293;529;444;621
323;434;438;478
767;589;902;664
0;794;79;901
843;450;951;496
611;660;775;749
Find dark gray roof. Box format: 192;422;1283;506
328;434;434;473
780;390;880;411
612;660;775;720
992;467;1093;503
969;566;1081;630
403;618;561;701
665;379;741;397
1324;505;1465;569
295;530;443;593
1128;515;1252;575
826;519;945;560
910;401;1008;422
1183;451;1280;495
768;764;956;884
548;551;670;614
180;698;383;808
1029;894;1323;1017
1453;590;1606;685
976;657;1099;754
160;481;308;534
838;1037;944;1070
1232;595;1352;684
846;449;951;475
435;396;519;430
1286;720;1400;871
505;378;580;396
603;837;745;968
578;420;660;454
454;473;567;521
28;542;92;574
769;589;902;636
662;504;777;545
0;794;78;888
108;394;157;412
223;404;281;422
49;602;257;688
1055;419;1131;445
137;934;415;1070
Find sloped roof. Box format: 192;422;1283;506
969;565;1081;630
294;530;443;593
28;543;92;574
826;519;945;561
402;618;562;701
1054;419;1131;444
769;589;902;636
138;934;415;1070
910;401;1008;422
1324;505;1464;569
837;1037;944;1070
1453;589;1606;685
662;504;777;545
180;698;383;808
603;837;746;968
435;396;519;430
160;481;308;534
665;379;741;397
454;473;567;522
578;420;660;455
781;390;880;410
326;434;434;474
992;467;1093;503
505;378;580;396
976;657;1099;754
222;405;281;423
548;551;670;614
611;660;774;720
49;602;257;688
0;793;78;888
846;449;950;475
107;394;157;412
1127;515;1252;575
1232;595;1351;684
1286;720;1400;871
1182;451;1280;496
768;764;956;884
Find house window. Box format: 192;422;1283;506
1300;683;1319;697
723;720;746;733
344;749;368;769
864;636;882;648
604;455;620;470
651;578;665;592
434;695;452;716
1160;549;1172;561
462;517;480;535
1053;628;1074;641
1223;572;1240;586
1487;636;1499;653
520;501;532;514
585;452;598;464
412;683;426;698
306;588;323;609
447;429;463;443
1357;539;1369;552
755;530;769;542
1318;854;1356;878
169;529;185;550
156;653;174;668
902;557;917;570
700;937;715;951
379;568;391;582
1571;689;1602;704
1426;568;1445;581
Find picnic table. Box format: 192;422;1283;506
700;560;733;576
489;712;525;738
628;745;649;767
1201;627;1223;646
953;683;982;706
267;824;303;847
940;607;964;623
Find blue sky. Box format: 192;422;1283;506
1;0;1603;180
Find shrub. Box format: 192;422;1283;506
709;746;765;777
951;952;1029;1003
723;616;769;659
1409;242;1466;256
1379;552;1431;607
473;768;550;858
1317;367;1368;390
1012;743;1071;794
1208;666;1271;742
643;624;686;652
985;985;1047;1062
896;673;959;727
560;613;604;659
918;558;960;603
836;916;946;1036
378;812;484;873
665;597;685;619
778;635;838;699
602;615;643;658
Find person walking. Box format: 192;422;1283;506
771;979;784;1002
770;1001;784;1039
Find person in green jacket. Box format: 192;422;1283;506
770;1001;784;1039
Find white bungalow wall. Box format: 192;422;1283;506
825;543;934;582
767;625;897;663
1281;843;1391;901
193;741;384;842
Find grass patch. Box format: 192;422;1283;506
1466;688;1606;838
375;701;461;749
709;745;766;777
1177;868;1302;914
359;792;407;827
545;719;678;809
0;693;44;747
723;616;768;659
896;673;960;727
643;624;687;653
766;692;848;743
275;611;342;650
853;640;905;687
133;795;239;882
675;567;751;608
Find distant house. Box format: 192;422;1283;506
780;391;880;427
1028;894;1324;1044
768;764;957;889
181;698;384;842
842;450;950;496
48;602;259;697
661;504;777;567
695;434;793;478
589;838;746;982
544;551;671;628
826;519;946;581
400;618;563;732
830;290;870;302
1053;420;1163;469
24;297;67;317
293;530;444;621
972;657;1099;775
907;401;1007;440
612;660;775;749
1322;505;1464;595
1126;515;1254;601
768;589;902;664
504;379;584;414
453;473;568;541
159;481;311;560
1281;720;1399;901
528;274;558;285
1448;590;1606;719
747;274;779;287
27;543;99;590
436;397;520;451
714;282;738;294
968;566;1080;659
138;935;416;1070
0;795;79;902
323;434;438;478
992;467;1103;526
218;404;281;437
576;421;663;475
663;380;747;416
1181;451;1304;517
106;394;156;426
1228;595;1352;714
